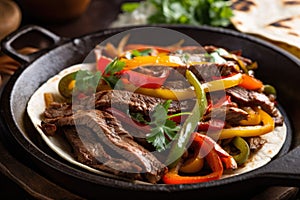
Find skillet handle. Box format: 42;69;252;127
258;146;300;186
0;25;64;64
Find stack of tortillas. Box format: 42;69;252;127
230;0;300;59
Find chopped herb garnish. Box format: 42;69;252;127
146;100;191;152
125;49;152;59
75;70;101;94
102;58;125;88
121;0;234;27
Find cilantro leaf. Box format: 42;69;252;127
74;70;101;94
125;49;153;59
102;58;125;88
146;100;182;152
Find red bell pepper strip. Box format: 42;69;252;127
238;74;263;90
192;133;237;170
97;56;113;73
162;135;223;184
105;107;151;134
120;69;170;89
197;119;225;132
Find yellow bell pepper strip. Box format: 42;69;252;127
162;135;223;184
238;74;263;90
231;136;250;165
122;78;195;100
239;107;261;126
120;55;186;70
122;72;243;99
219;108;275;139
165;70;207;166
202;73;243;92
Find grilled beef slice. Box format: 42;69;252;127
203;104;249;125
43;102;73;123
189;62;239;81
226;86;284;125
75;89;195;116
63;126;143;181
57;109;167;184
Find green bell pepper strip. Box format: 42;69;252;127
232;136;250;165
165;70;208;166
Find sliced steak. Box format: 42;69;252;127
57;109;167;183
44;102;73;122
189;62;239;81
245;136;267;152
63;126;143;181
226;86;284;126
75;89;194;116
203;104;248;125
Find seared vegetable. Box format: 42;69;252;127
165;70;207;165
219;109;275;139
231;136;250;165
42;37;284;185
58;71;78;99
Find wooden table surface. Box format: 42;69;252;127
0;0;299;199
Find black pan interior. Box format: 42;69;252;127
1;25;299;199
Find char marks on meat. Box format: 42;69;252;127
189;62;239;81
226;86;284;125
75;89;194;116
57;109;167;183
204;104;249;125
43;102;73;123
63;126;143;181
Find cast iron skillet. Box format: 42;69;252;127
0;25;300;199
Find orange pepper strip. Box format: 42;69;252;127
162;133;224;184
162;148;223;184
238;74;263;90
193;133;237;170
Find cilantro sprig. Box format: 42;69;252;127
146;100;191;152
121;0;234;27
75;70;101;94
73;58;124;95
102;58;125;88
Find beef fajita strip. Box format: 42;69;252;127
57;109;167;184
189;62;240;81
62;126;143;181
203;103;249;125
226;86;284;125
75;89;195;116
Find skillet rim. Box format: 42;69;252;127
0;24;298;193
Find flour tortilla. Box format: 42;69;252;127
230;0;300;58
27;63;287;183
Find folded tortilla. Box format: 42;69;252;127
27;63;287;183
230;0;300;58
